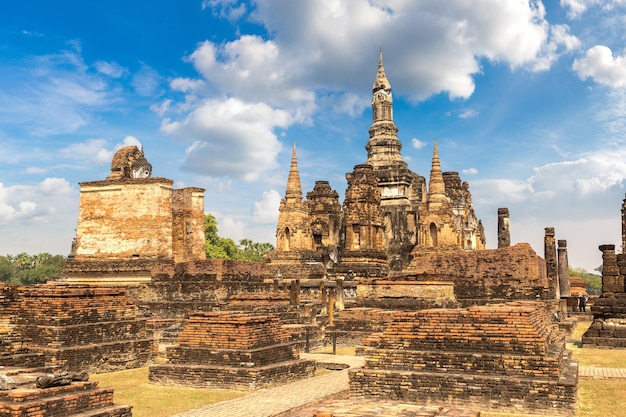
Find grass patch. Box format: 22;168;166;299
577;379;626;417
94;367;246;417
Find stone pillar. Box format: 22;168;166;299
544;227;558;299
497;208;510;248
557;240;571;298
328;288;335;326
622;194;626;253
335;278;345;311
600;244;620;294
289;279;301;306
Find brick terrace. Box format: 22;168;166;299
149;311;315;390
351;301;577;415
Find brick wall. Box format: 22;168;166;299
350;301;577;415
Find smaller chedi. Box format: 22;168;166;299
62;145;206;285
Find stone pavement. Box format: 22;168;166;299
170;356;625;417
170;353;364;417
579;366;626;379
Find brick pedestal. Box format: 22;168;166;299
149;311;315;390
350;301;577;415
9;284;153;373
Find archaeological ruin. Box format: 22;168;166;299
0;49;595;416
582;193;626;348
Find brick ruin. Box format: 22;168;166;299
0;284;152;373
0;287;133;416
580;194;626;348
350;301;577;415
0;378;132;417
267;49;485;279
148;311;315;390
582;244;626;348
62;145;205;285
8;49;591;416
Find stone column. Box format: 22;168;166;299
335;278;345;311
328;288;335;326
544;227;558;299
622;194;626;253
497;208;510;248
557;240;571;298
599;244;620;294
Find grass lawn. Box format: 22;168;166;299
94;367;246;417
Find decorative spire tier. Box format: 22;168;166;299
284;141;303;205
365;47;403;168
426;139;448;206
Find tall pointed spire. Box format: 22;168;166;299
284;140;303;204
366;46;402;166
427;139;447;204
373;45;391;94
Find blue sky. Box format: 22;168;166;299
2;0;626;273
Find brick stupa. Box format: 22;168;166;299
350;301;578;415
7;284;153;373
149;311;315;390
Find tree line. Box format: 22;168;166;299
0;253;66;285
204;214;274;262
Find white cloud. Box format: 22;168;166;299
573;45;626;87
252;189;281;223
131;64;162;97
162;97;288;181
94;61;127;78
561;0;626;19
462;168;478;175
0;45;119;137
411;138;427;149
459;109;479;119
0;178;75;224
216;215;245;242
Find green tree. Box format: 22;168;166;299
1;252;66;285
204;214;273;262
238;239;274;262
570;266;602;295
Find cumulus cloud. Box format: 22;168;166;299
411;138;427;150
462;168;478;175
252;189;281;223
216;215;246;242
162;97;288;181
157;0;581;182
573;45;626;87
561;0;626;19
0;178;75;224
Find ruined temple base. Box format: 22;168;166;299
149;359;315;390
149;311;315;390
582;293;626;348
0;380;131;417
8;284;154;373
350;302;577;416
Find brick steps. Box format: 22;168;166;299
149;358;315;390
150;311;316;390
0;381;130;417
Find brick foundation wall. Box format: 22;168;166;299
5;284;153;373
350;301;577;415
0;381;132;417
149;311;315;390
